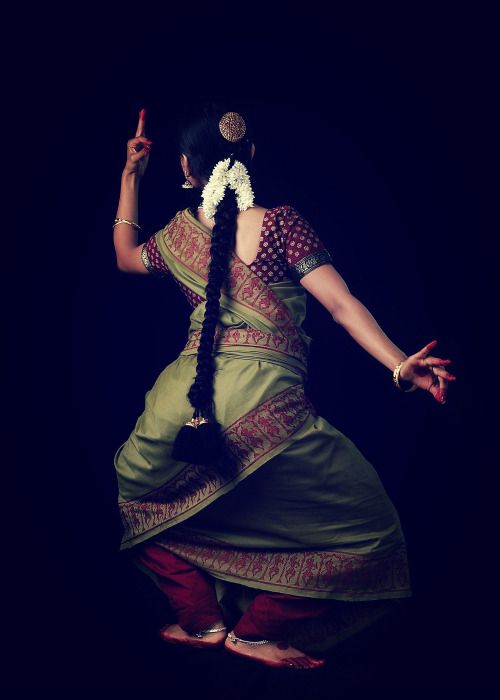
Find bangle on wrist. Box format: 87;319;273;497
393;359;417;393
113;218;141;231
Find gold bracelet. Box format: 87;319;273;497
393;360;417;392
113;218;141;231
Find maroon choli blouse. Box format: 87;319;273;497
141;205;332;308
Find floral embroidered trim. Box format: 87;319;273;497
160;211;307;354
292;249;333;279
181;326;308;371
119;383;314;545
141;240;169;278
153;532;412;598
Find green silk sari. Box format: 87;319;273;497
114;208;412;650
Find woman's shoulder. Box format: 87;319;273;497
267;204;298;215
265;204;302;226
265;205;311;235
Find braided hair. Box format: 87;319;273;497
171;102;255;476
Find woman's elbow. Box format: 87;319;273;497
330;293;358;324
116;257;130;272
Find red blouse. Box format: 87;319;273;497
141;206;332;308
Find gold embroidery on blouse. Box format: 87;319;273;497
141;242;168;277
141;242;154;273
293;249;332;279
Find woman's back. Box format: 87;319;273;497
195;204;269;266
143;205;333;305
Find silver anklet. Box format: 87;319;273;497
193;625;227;638
227;630;271;646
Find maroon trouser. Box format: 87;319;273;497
137;542;334;640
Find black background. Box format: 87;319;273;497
7;5;496;698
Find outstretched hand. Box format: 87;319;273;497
123;108;153;178
399;340;457;404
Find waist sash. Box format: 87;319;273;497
180;325;308;377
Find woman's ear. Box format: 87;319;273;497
180;153;189;172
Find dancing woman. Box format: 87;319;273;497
112;102;456;670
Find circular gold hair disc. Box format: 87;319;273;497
219;111;246;142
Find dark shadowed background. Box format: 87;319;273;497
6;5;496;698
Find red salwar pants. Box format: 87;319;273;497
137;542;335;641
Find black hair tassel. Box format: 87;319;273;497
172;412;225;465
197;420;225;462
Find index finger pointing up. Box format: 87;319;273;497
136;107;147;137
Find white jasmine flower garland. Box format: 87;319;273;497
200;158;255;220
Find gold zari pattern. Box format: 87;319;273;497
292;249;333;279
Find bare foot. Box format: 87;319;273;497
224;635;326;669
158;622;227;649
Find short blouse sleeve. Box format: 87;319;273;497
282;207;333;280
140;230;170;278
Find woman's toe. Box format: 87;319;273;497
283;656;308;669
282;655;325;669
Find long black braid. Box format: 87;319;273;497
171;102;254;477
187;176;238;417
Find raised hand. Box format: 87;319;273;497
123;107;153;178
399;340;457;404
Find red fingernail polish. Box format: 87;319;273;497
140;108;146;118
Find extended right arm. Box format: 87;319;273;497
299;263;455;402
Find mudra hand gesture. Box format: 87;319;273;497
399;339;457;404
123;107;153;178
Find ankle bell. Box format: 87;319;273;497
227;631;271;645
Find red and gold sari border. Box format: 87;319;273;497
181;326;308;370
155;535;412;598
119;382;313;544
160;210;306;349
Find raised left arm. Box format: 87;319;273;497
114;173;149;272
113;108;153;273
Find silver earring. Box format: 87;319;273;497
182;171;194;189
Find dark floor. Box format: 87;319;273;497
13;545;483;699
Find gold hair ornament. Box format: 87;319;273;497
219;112;246;142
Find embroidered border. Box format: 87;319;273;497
182;326;308;369
160;211;307;351
293;249;333;279
154;532;411;597
119;383;313;544
141;240;169;278
140;242;154;273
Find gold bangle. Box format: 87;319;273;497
393;360;417;392
113;218;141;231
